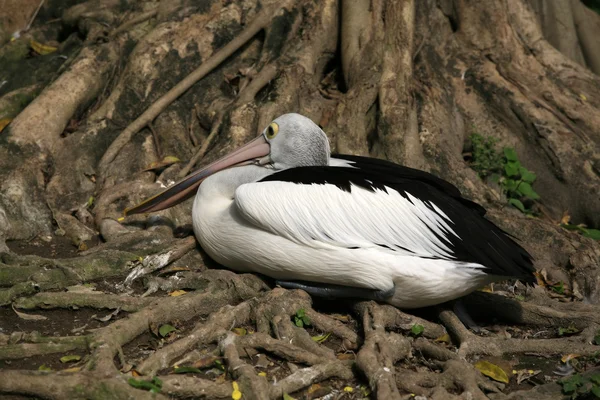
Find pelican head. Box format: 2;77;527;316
265;113;330;169
124;113;330;216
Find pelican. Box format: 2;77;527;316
124;113;535;308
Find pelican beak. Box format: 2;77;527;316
123;135;270;216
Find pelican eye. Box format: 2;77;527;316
266;122;279;139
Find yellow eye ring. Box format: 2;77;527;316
266;122;279;139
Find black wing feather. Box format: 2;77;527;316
260;154;535;281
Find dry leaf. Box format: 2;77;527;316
30;39;58;55
12;304;47;321
561;354;581;363
0;118;12;133
62;366;81;373
580;93;587;101
142;156;181;172
336;353;355;360
232;381;242;400
561;211;571;225
60;355;81;363
434;333;451;343
475;360;510;384
168;290;187;297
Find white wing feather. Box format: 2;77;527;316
235;181;461;260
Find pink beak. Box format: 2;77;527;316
123;135;270;216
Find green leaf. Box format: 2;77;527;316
558;325;579;336
38;364;52;371
591;385;600;398
519;167;536;183
562;381;577;394
283;393;297;400
411;324;425;337
504;148;518;162
552;281;565;294
515;181;540;200
60;355;81;363
159;324;177;337
504;161;520;177
593;333;600;345
128;377;162;393
508;198;526;213
312;332;331;343
582;229;600;241
503;179;519;192
173;366;203;374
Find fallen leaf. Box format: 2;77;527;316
561;354;581;363
514;368;541;384
475;360;510;384
142;156;181;172
336;353;355;360
411;324;424;337
168;290;187;297
62;366;81;373
561;211;571;225
30;39;57;55
12;304;47;321
580;93;587;101
343;386;354;392
93;307;121;322
311;332;331;343
258;371;267;377
232;327;247;336
0;118;12;133
60;355;81;363
282;393;296;400
232;381;242;400
38;364;52;371
434;333;451;343
159;324;177;337
173;366;202;374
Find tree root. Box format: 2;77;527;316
440;309;600;358
0;334;88;360
0;370;167;400
13;291;155;312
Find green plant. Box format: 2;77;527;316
469;133;503;178
558;373;600;399
499;148;539;213
410;324;424;337
294;309;311;328
468;133;539;214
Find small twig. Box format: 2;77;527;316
25;0;45;31
178;113;223;178
148;122;162;160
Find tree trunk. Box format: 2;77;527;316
1;0;600;398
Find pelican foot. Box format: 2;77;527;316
275;280;395;302
453;300;481;333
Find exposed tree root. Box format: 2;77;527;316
2;0;600;398
440;309;600;358
0;370;167;400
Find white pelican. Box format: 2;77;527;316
124;113;535;308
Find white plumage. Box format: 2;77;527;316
126;113;535;308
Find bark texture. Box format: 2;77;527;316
1;0;600;399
